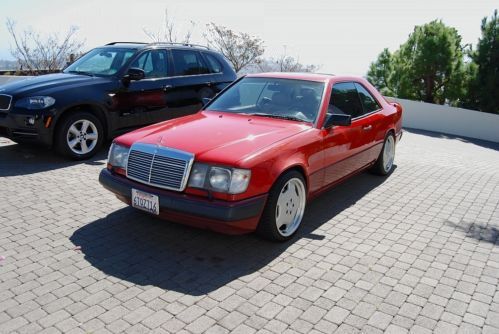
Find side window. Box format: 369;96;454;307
172;50;210;76
203;53;223;73
130;50;168;78
354;83;381;113
329;82;364;118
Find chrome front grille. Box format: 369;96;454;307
0;94;12;111
126;143;194;192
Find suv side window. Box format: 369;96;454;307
354;83;381;114
329;82;364;118
130;50;168;78
203;53;223;73
172;50;210;76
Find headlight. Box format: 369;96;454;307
209;167;231;192
15;96;56;109
108;143;130;169
188;163;209;188
188;163;251;194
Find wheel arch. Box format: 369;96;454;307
54;103;110;140
273;163;309;193
386;127;396;139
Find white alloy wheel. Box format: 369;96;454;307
382;134;395;173
66;119;99;155
275;178;306;237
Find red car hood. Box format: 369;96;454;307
117;111;311;165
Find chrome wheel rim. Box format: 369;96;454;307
275;178;306;237
66;119;98;155
383;135;395;173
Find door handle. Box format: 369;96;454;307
362;125;372;131
163;85;173;91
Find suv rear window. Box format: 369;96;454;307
172;50;210;76
203;53;223;73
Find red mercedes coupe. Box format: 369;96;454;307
100;73;403;241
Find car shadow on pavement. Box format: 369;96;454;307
0;140;109;177
445;220;499;245
70;169;391;295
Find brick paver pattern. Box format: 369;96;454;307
1;130;498;334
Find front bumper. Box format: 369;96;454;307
0;108;54;146
99;169;267;234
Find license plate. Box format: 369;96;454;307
131;189;159;215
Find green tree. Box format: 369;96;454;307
367;48;396;96
367;20;466;105
472;10;499;114
398;20;465;104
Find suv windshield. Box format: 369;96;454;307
206;77;325;123
64;48;137;77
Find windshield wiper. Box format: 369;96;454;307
244;113;307;122
66;70;94;77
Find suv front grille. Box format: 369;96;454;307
0;94;12;111
126;143;194;192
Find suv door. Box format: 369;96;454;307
322;82;375;186
166;49;215;117
112;49;172;130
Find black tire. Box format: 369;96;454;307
371;132;396;176
55;111;104;160
257;170;307;242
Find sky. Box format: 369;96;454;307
0;0;497;75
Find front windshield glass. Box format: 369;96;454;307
206;77;325;123
64;48;137;77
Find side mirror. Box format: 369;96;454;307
324;114;351;128
124;68;145;82
201;97;211;106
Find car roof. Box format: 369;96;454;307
246;72;335;83
101;42;212;51
246;72;369;84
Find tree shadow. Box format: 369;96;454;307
445;220;498;245
70;168;392;295
404;128;499;151
0;139;108;177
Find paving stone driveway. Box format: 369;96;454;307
1;130;498;334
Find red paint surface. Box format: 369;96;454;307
111;74;403;232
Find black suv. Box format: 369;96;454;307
0;42;236;159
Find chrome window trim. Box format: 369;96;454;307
128;72;222;83
0;94;13;111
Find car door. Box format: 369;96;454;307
112;49;172;130
166;49;215;118
322;82;375;186
353;82;385;161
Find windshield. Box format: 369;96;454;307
206;77;325;123
64;48;137;77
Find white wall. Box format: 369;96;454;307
388;97;499;143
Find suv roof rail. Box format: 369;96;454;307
105;42;149;45
148;42;211;50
